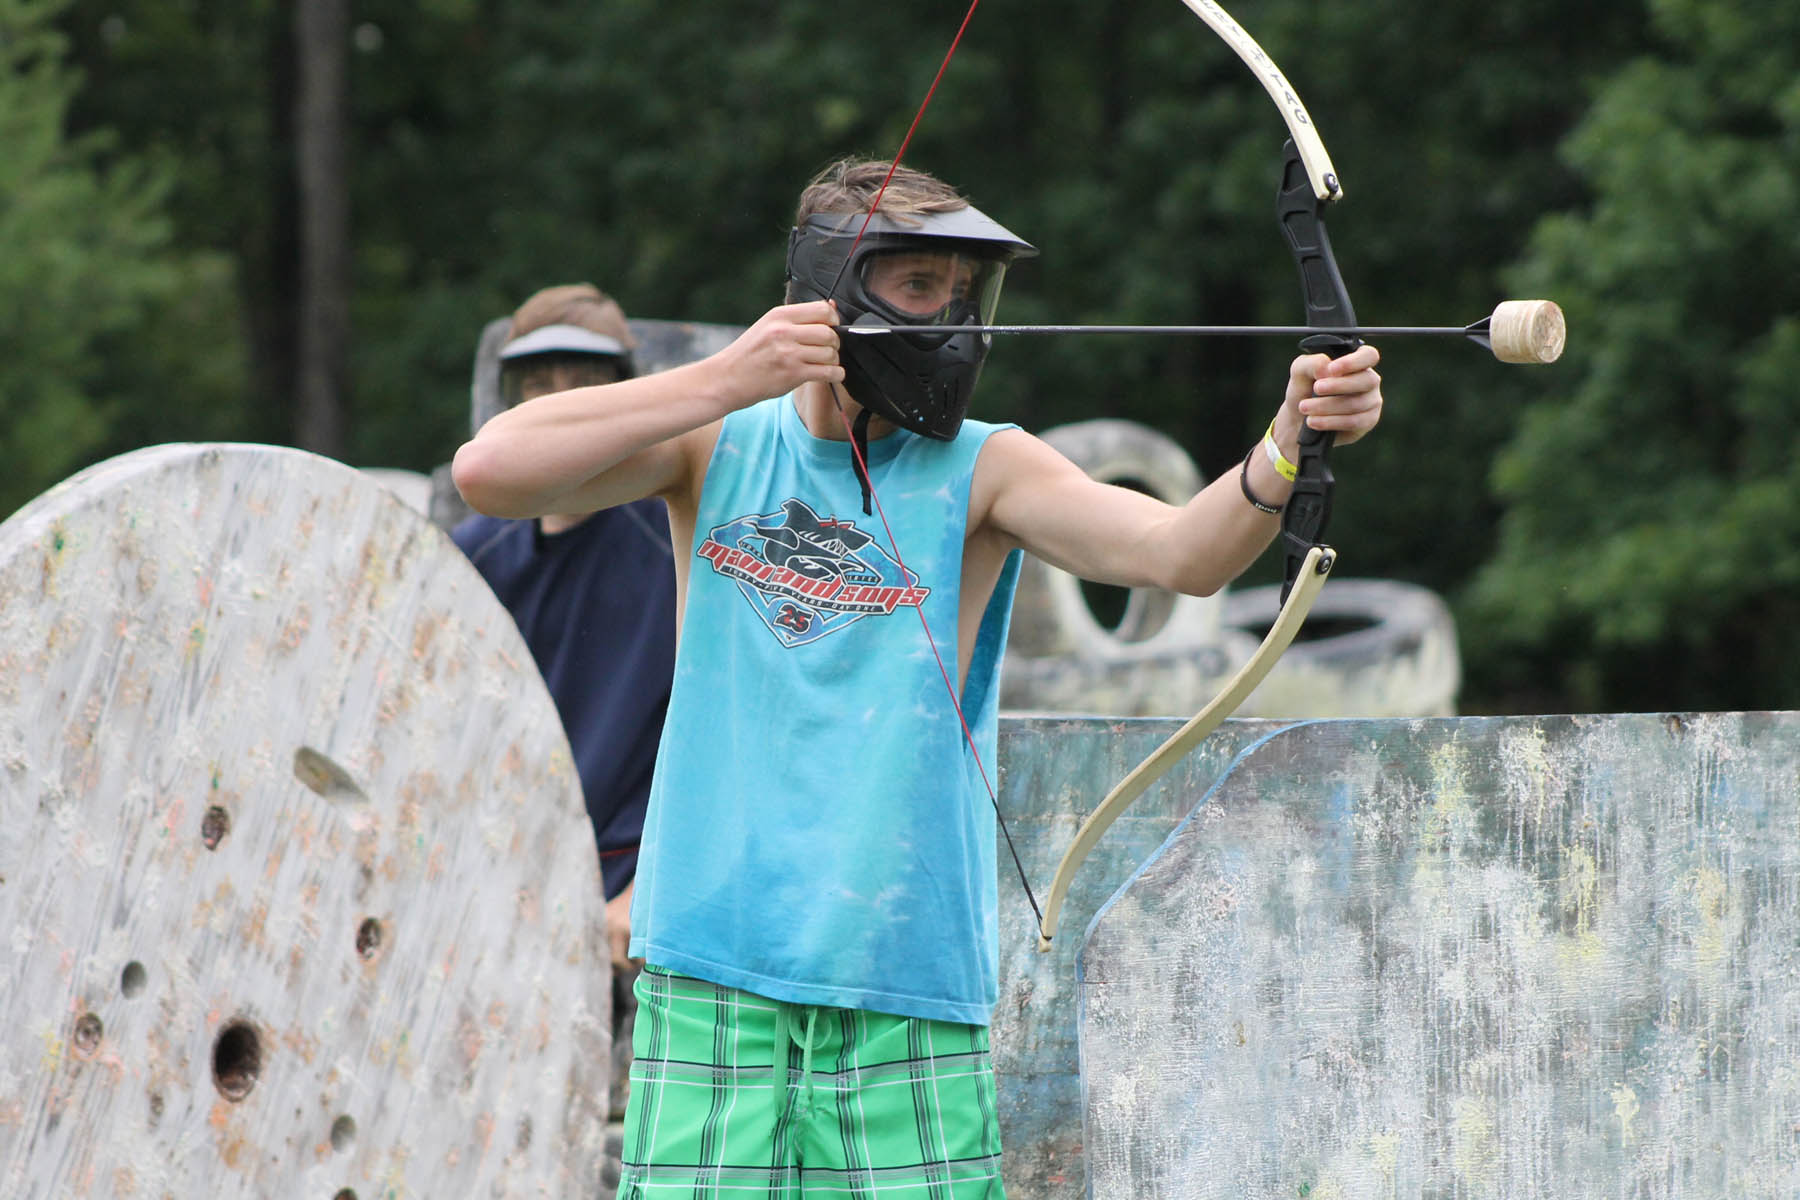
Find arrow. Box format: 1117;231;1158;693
843;300;1567;364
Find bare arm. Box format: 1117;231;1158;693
452;301;845;518
979;346;1383;595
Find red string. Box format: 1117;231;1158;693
835;0;984;270
829;397;1042;927
824;0;1042;925
832;403;997;808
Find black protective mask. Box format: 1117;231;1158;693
785;206;1035;441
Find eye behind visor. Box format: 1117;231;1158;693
854;246;1008;328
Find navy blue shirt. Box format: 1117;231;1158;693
452;501;676;899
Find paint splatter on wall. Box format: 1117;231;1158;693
1081;715;1800;1199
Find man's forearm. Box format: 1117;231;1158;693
451;358;740;519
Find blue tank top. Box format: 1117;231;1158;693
630;394;1022;1025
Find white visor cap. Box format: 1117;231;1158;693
499;324;630;361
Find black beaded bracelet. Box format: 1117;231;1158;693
1239;446;1284;515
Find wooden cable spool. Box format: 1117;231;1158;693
0;444;609;1198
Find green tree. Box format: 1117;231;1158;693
0;0;238;519
1463;0;1800;711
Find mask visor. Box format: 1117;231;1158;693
856;246;1008;329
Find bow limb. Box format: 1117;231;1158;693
1178;0;1340;201
1181;0;1360;603
1035;0;1356;950
1034;545;1334;949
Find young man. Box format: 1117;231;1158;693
449;284;674;1119
453;159;1383;1196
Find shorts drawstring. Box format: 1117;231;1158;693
619;970;1006;1193
774;1002;822;1118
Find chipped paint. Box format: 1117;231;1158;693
987;716;1295;1195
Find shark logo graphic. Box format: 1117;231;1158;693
697;499;929;647
745;500;880;582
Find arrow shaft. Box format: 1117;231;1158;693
846;322;1478;338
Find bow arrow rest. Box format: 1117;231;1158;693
843;300;1568;365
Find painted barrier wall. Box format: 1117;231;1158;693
989;716;1293;1195
1076;714;1800;1199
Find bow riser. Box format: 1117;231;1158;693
1276;138;1360;603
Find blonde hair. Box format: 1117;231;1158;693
793;158;968;226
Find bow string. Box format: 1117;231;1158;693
822;0;1055;932
842;0;1351;952
1034;0;1352;950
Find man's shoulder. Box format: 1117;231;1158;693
957;416;1021;439
960;421;1030;470
962;424;1078;535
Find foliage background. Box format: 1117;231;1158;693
4;0;1795;714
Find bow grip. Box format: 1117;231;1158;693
1280;416;1337;604
1277;138;1360;603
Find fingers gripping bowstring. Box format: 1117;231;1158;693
824;0;1045;928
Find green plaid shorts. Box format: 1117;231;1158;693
616;966;1007;1198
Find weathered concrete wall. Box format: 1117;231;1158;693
0;444;609;1199
1079;714;1800;1199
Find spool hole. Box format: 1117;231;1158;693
294;747;369;802
73;1012;103;1058
212;1020;262;1101
121;961;147;997
355;918;383;960
201;805;231;850
330;1114;357;1152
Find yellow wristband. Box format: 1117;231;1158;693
1262;421;1298;482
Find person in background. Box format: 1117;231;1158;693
450;283;674;1120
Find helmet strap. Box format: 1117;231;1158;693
851;407;875;515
